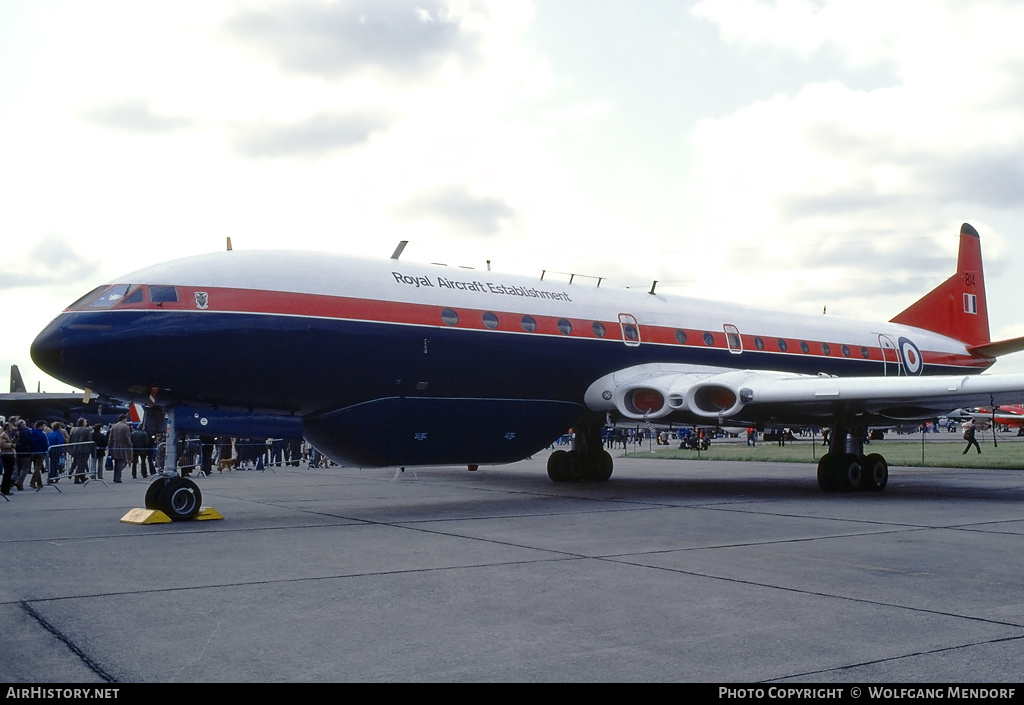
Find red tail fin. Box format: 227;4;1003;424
889;223;989;346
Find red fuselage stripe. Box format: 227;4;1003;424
86;285;988;370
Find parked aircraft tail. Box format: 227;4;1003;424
890;223;990;347
10;365;27;394
891;223;1024;359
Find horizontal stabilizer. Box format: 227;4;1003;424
967;335;1024;359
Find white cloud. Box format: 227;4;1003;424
693;0;917;68
222;0;480;81
81;99;197;133
397;184;515;235
232;109;396;157
684;0;1024;322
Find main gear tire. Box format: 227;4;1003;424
145;477;166;510
861;453;889;492
547;450;569;482
584;450;614;482
816;454;839;492
157;477;202;521
839;453;863;492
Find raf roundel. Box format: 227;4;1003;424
898;337;923;376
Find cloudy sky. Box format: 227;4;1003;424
3;0;1024;392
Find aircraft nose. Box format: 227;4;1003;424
31;319;64;377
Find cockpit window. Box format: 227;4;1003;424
88;284;131;308
150;286;178;303
67;285;108;310
123;287;145;304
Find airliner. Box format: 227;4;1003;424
30;223;1024;519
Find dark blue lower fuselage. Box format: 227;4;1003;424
31;308;952;466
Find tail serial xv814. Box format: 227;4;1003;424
30;223;1024;518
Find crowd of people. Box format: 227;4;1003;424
1;413;312;496
177;434;311;476
1;415;110;494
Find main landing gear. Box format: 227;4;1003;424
817;417;888;493
548;414;613;483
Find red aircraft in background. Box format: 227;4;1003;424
971;404;1024;428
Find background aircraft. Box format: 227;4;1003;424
967;404;1024;429
0;364;128;425
30;223;1024;518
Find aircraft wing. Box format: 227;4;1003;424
585;366;1024;425
0;392;129;424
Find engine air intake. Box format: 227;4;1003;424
692;386;737;414
627;388;665;415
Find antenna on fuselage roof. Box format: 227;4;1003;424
539;270;605;287
623;279;694;291
391;241;408;260
226;237;233;251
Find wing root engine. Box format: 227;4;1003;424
585;364;1024;425
585;366;799;421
